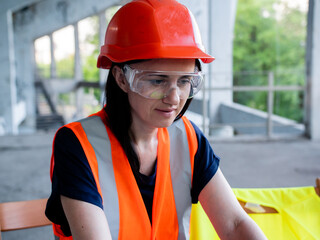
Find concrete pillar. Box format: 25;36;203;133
50;33;57;78
208;0;237;124
0;10;18;134
48;33;59;107
14;36;36;131
305;0;320;140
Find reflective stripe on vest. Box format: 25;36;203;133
168;117;196;239
52;109;197;240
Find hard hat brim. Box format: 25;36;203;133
97;44;215;69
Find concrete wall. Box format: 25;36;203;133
219;102;305;136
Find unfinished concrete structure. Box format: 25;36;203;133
0;0;319;140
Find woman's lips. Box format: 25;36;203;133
155;108;176;117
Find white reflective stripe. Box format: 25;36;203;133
168;119;193;240
79;116;120;240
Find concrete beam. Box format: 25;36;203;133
13;0;120;40
0;0;43;13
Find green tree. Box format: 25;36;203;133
233;0;307;122
57;55;74;78
81;16;101;102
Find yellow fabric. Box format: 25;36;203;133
190;203;219;239
190;186;320;240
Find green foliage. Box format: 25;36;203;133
274;91;304;121
234;0;277;75
233;0;307;122
36;63;50;79
81;16;101;102
82;54;101;104
56;55;74;78
82;52;99;82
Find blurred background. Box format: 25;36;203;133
1;0;318;139
0;0;319;239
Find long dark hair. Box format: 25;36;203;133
103;59;201;180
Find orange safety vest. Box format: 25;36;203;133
50;109;198;240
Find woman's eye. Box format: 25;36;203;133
178;78;191;86
149;79;165;86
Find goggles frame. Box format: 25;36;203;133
122;64;204;100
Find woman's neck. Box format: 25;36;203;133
129;124;158;176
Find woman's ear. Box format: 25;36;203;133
112;65;129;93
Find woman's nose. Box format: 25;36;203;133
162;87;180;105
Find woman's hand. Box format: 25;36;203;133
199;168;268;240
61;195;112;240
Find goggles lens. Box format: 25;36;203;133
123;65;203;99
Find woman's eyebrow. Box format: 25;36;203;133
147;74;169;78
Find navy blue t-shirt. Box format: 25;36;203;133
45;120;219;236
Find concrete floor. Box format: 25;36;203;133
0;132;319;239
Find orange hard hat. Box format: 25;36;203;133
97;0;215;69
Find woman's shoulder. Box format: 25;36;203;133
55;108;108;139
55;125;76;141
53;126;81;154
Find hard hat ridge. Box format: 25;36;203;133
97;0;214;69
143;0;179;8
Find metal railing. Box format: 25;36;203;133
202;71;306;139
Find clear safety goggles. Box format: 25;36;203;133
122;65;204;100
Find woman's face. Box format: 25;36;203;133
116;58;196;130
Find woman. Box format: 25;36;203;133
45;0;267;239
